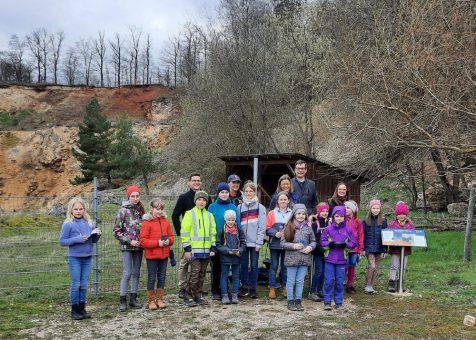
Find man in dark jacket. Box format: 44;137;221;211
291;160;318;215
172;173;211;298
228;174;243;206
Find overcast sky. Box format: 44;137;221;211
0;0;219;52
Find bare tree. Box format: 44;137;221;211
128;26;142;84
109;33;122;86
7;35;28;82
26;29;45;83
94;31;107;86
161;34;181;87
76;39;94;85
143;34;152;84
64;47;78;85
49;31;65;84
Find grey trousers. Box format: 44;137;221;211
120;250;143;296
389;254;408;281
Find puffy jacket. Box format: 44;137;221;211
280;222;316;267
216;226;246;265
266;207;292;250
140;214;174;260
208;198;241;234
346;217;364;253
238;199;266;248
320;221;356;265
388;218;415;256
113;201;143;251
181;207;217;259
363;216;387;254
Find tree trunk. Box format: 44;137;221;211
405;160;418;210
430;149;457;205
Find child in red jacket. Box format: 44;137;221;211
140;198;174;310
344;200;364;294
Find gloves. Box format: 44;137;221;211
328;241;337;248
169;249;176;267
336;242;347;249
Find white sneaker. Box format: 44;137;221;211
364;285;375;294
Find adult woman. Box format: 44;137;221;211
328;182;350;216
268;174;298;210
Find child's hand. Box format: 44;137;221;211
158;240;164;247
210;251;215;257
293;243;304;250
301;246;312;254
275;231;282;238
184;252;192;261
130;240;140;247
82;235;89;242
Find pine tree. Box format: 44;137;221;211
71;98;113;185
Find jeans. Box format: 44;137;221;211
146;258;168;290
269;249;287;289
310;255;325;294
240;247;259;291
221;263;240;295
120;250;143;296
323;262;346;305
211;253;222;295
68;256;92;304
286;265;308;300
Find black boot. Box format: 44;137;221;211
295;299;304;311
388;280;396;293
78;302;91;319
119;295;127;312
71;304;85;320
287;300;297;311
129;293;143;309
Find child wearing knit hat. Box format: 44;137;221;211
387;201;415;292
344;200;364;294
363;199;387;294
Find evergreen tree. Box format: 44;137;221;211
71;98;113;185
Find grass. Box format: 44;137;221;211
0;109;34;129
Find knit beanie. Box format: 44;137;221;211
332;206;346;217
344;200;358;214
126;185;140;198
292;203;307;217
316;203;330;215
217;182;230;193
224;209;236;221
395;201;409;216
194;190;209;203
368;199;381;209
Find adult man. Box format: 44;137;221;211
227;174;243;206
172;173;211;298
291;160;318;215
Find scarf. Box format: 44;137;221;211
216;197;231;204
225;223;238;235
242;196;258;205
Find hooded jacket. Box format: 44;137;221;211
140;214;174;260
216;225;246;265
208;198;241;234
113;201;143;251
320;221;356;265
280;221;317;267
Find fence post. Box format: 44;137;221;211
92;177;100;295
463;183;475;262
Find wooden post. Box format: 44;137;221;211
421;162;427;216
463;183;475;262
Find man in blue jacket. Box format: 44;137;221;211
291;160;318;215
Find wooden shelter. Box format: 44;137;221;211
218;153;367;208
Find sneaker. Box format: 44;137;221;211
364;285;375;294
183;298;198;307
295;299;304;311
194;297;207;305
324;303;332;311
238;287;249;297
231;293;239;304
335;304;345;311
221;295;231;305
178;288;186;299
308;293;322;302
287;300;297;311
212;293;222;301
249;290;258;299
317;291;324;299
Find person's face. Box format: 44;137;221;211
129;192;140;205
345;207;353;217
225;219;235;227
280;179;291;192
337;184;347;197
397;214;407;223
72;203;85;219
152;205;164;218
371;205;381;216
229;180;240;192
189;176;202;191
334;214;345;224
218;190;230;200
195;197;207;209
295;211;307;222
319;209;329;219
277;194;289;209
244;186;255;199
295;164;307;179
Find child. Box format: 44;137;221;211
363;199;387;294
280;204;316;311
266;191;292;299
113;185;145;312
309;202;330;302
59;197;101;320
140;198;174;310
238;181;266;298
388;201;415;292
321;206;356;311
216;210;246;304
181;190;217;306
344;200;364;294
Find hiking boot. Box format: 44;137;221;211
71;304;85;320
147;290;158;310
308;293;322;302
238;286;249;297
249;289;258;299
231;293;239;304
281;287;287;297
178;288;186;299
119;295;127;312
287;300;297;311
388;280;396;293
364;285;375;294
156;288;167;309
78;302;91;319
335;304;345;311
212;293;222;301
221;294;231;305
194;297;207;305
295;299;304;311
183;298;198;307
268;288;276;299
324;303;332;311
129;293;143;309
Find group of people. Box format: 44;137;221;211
59;159;416;320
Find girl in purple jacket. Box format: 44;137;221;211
320;206;356;311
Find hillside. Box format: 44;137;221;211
0;84;179;210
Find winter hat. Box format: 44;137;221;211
194;190;209;203
217;182;230;193
316;203;330;215
224;210;236;221
126;185;140;198
292;204;307;217
227;174;241;183
395;201;409;216
344;200;358;214
332;206;346;217
368;199;381;209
